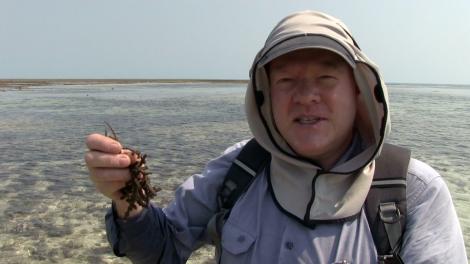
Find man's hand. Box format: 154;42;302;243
85;133;143;218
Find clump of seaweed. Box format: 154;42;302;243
104;122;161;218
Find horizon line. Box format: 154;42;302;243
0;78;469;87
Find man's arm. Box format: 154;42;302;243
86;133;247;263
401;159;468;263
104;142;244;262
105;203;183;263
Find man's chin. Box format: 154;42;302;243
290;143;326;160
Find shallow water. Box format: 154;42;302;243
0;82;468;263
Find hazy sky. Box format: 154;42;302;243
1;0;469;84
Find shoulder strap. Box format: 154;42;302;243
365;143;411;264
218;138;271;210
208;139;270;260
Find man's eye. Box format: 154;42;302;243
277;78;294;84
317;75;337;87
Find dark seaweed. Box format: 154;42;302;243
104;122;161;218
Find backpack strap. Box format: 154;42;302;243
365;143;411;264
207;138;270;261
218;138;271;210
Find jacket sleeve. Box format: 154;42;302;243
104;141;247;263
401;158;468;263
105;204;183;263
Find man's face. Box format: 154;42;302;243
269;49;358;169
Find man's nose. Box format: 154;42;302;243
293;80;321;104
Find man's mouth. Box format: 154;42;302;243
294;116;325;125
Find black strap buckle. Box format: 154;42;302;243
378;202;404;264
379;202;401;224
378;253;404;264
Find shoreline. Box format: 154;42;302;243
0;79;249;91
2;79;468;92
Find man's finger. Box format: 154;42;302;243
85;151;131;168
86;133;122;154
122;149;138;164
89;168;132;183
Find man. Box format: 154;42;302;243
85;11;467;263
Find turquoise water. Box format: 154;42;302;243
0;82;468;263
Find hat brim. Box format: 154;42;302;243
257;35;356;68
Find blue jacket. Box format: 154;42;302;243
105;141;467;263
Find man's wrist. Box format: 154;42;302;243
112;199;144;219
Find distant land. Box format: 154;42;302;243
0;79;249;91
1;79;468;92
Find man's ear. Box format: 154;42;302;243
265;64;272;84
355;84;360;95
